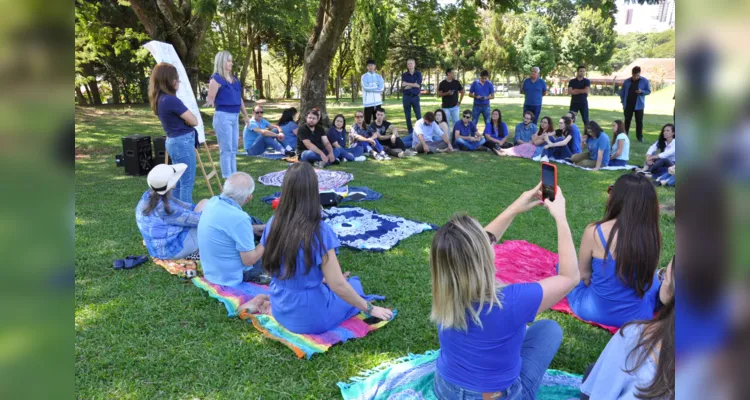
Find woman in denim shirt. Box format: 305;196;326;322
135;164;208;260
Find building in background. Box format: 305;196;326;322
615;0;675;33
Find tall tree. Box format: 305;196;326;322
129;0;217;96
329;22;355;100
440;3;482;75
387;0;441;71
562;8;616;73
298;0;356;126
520;17;557;78
351;0;396;75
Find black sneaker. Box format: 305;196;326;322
637;138;644;143
285;150;297;157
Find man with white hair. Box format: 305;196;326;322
197;172;269;286
520;66;547;125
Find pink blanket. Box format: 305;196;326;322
494;240;618;334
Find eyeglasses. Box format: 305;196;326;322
607;185;614;194
254;111;263;114
355;115;364;118
462;116;471;119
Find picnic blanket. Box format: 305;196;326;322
550;159;637;171
245;151;286;160
259;169;354;191
494;240;619;334
191;277;396;359
337;350;583;400
323;207;436;252
262;186;383;205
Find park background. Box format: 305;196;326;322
75;0;676;398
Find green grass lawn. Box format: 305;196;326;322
75;95;675;399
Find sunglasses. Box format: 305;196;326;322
254;111;263;114
462;115;471;119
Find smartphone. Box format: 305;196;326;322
541;162;557;201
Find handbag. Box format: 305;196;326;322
319;192;340;208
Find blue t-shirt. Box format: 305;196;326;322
157;93;193;137
514;122;537;144
484;122;509;140
469;80;494;106
326;126;347;148
569;124;582;154
587;132;611;165
437;283;543;392
279;121;298;149
522;78;547;106
245;118;271;144
211;73;242;113
197;195;257;287
453;121;478;138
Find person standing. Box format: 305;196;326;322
521;66;547;125
401;58;422;136
620;66;651;143
568;65;591;125
468;70;495;127
206;51;251;179
437;68;464;129
361;59;384;125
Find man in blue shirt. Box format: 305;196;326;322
198;172;269;286
244;105;294;156
521;66;547;125
568;65;591;124
454;110;486;151
514;110;537;145
620;66;651;142
469;70;494;127
401;58;422;135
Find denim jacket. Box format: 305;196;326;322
135;191;201;259
620;77;651;111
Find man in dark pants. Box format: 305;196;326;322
620;66;651;142
401;58;422;136
568;65;590;124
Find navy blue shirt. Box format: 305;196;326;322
453;121;478;138
401;70;422;96
157;93;194;137
568;77;590;103
211;73;242;113
325;126;347;148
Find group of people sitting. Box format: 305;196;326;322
135;160;673;399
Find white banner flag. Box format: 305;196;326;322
142;40;206;143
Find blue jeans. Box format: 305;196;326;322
608;158;628;167
357;140;384;154
433;320;563;400
570;101;589;125
472;104;491;127
165;131;196;204
300;148;342;165
523;104;542;125
443;106;461;133
545;145;573;160
245;134;283;156
213;111;239;178
455;137;486;151
402;94;422;133
401;135;413;148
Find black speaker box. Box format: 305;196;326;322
121;134;153;176
152;136;170;165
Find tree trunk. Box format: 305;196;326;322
75;87;88;106
254;43;265;99
240;26;254;92
335;75;340;101
84;84;94;104
82;64;102;105
110;79;121;104
140;75;149;103
299;0;357;127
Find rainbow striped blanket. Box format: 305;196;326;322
192;277;395;359
338;350;583;400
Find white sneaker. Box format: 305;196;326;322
313;161;325;168
341;158;348;163
541;156;549;162
375;153;384;161
354;156;366;162
532;155;542;162
404;149;417;157
381;152;391;160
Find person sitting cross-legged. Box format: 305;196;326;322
412;112;454;154
454;109;487;151
260;162;393;334
431;183;580;400
531;116;555;161
326;114;366;162
277;107;300;151
197;172;269;286
637;123;675;177
571;121;611;170
297;108;341;168
483;109;510;156
243;105;294;156
349;110;390;161
369;107;416;158
135;163;209;260
497;111;538;158
542;116;575;161
434;109;452;144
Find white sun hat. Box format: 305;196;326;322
146;163;187;195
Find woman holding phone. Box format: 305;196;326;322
431;183;580;400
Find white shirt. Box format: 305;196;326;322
647;139;675;163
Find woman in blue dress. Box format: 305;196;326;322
567;173;662;328
260;162;393;334
277;107;299;151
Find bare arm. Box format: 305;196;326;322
240;98;249;123
577;225;595;286
303;139;327;157
417;133;430;153
612;138;624;158
240;244;264;267
206;79;219;107
485;182;542;241
594;149;604;169
179;110;199;127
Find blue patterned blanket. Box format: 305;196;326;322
323;207;436;252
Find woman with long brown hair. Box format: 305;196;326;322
609;119;631;167
148;62;199;203
567;173;663;328
260;163;393;334
580;256;675;399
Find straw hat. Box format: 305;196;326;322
147;163;187;195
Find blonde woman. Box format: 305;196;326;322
431;183;580;400
206;51;251;178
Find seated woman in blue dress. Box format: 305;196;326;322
580;256;674;400
567;173;662;328
326;114;365;162
432;183;580;400
277;107;299;151
135;164;208;260
259;162;393;334
542;116;574;160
